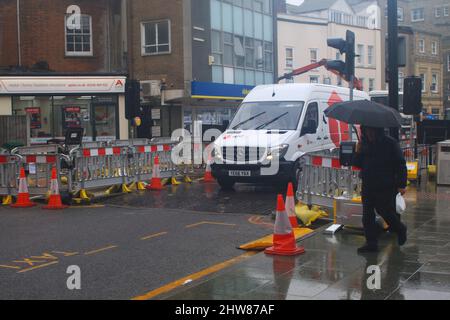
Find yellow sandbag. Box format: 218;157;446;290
295;204;328;227
428;165;436;176
239;228;313;251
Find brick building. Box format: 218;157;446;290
127;0;277;139
0;0;129;143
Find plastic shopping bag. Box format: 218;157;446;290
396;193;406;215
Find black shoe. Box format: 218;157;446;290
357;244;379;254
398;225;407;246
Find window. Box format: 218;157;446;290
141;20;171;55
398;7;404;21
359;78;364;90
432;41;438;55
223;32;234;66
285;48;293;69
309;76;319;84
323;77;331;85
448;54;450;72
368;46;374;66
212;30;222;65
357;45;364;65
301;103;318;136
444;7;449;16
420;73;426;92
435;7;442;18
411;8;424;21
65;14;93;56
384;6;404;21
418;39;425;53
432;108;440;115
310;49;318;64
369;79;375;92
337;76;342;86
399;72;404;91
431;74;438;93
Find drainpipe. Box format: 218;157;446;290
16;0;22;66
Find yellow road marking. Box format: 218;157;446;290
132;251;257;300
17;261;58;274
84;245;118;256
30;253;58;261
69;204;105;209
185;221;236;229
52;251;79;257
0;264;21;270
13;258;46;266
141;232;168;241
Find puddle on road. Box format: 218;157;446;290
105;182;281;215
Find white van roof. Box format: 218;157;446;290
244;83;368;103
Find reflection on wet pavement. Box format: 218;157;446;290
106;182;280;215
163;183;450;300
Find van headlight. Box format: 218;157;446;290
213;146;223;160
266;144;289;161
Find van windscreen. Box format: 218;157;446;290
229;101;305;130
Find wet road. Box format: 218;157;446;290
0;182;278;299
161;183;450;300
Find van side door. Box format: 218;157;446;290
299;101;321;151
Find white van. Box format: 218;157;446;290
211;83;369;189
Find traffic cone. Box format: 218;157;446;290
203;160;215;183
286;182;299;228
43;167;68;210
265;195;305;256
146;156;164;190
11;168;36;208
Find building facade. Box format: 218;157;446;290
127;0;277;139
277;0;383;93
378;0;449;118
0;0;128;144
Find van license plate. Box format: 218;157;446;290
228;170;251;177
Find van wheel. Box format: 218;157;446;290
217;178;235;190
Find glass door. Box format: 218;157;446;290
92;104;118;142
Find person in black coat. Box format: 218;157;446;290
353;126;408;253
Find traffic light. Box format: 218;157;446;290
125;79;141;120
326;30;355;81
403;77;422;115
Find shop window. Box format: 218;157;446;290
12;96;53;144
65;14;93;56
141;20;171;55
12;95;118;144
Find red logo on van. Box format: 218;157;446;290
327;91;349;147
115;80;124;87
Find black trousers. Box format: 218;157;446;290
362;188;405;246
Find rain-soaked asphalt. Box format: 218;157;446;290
1;179;450;300
0;181;279;299
159;182;450;300
106;182;280;215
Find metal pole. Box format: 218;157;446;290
388;0;399;141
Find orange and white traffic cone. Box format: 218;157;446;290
285;182;299;228
146;156;164;190
11;167;36;208
265;194;305;256
203;160;215;183
43;167;68;210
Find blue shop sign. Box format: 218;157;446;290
191;81;254;100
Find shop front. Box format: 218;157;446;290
186;81;254;136
0;75;127;144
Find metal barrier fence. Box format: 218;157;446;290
0;140;179;201
401;144;436;182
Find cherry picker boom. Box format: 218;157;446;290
277;58;363;91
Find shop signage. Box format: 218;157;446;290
63;106;82;129
25;107;42;129
191;81;254;100
0;77;126;95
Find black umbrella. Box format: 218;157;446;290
324;100;402;128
